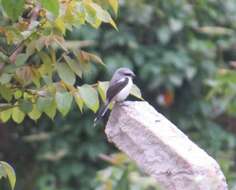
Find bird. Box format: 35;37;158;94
94;67;135;125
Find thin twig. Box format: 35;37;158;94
0;46;9;56
9;4;42;63
0;103;17;112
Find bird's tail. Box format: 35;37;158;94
94;101;110;126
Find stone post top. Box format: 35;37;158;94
105;101;228;190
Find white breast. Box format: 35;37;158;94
114;77;133;102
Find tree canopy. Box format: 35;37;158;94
0;0;141;125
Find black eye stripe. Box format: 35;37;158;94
124;73;132;76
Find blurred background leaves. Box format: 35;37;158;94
1;0;236;189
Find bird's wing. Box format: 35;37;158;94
106;77;129;102
94;77;129;126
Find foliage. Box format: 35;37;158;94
73;0;236;188
95;153;161;190
0;0;141;189
0;0;124;123
0;110;113;190
206;69;236;117
0;1;122;188
0;161;16;190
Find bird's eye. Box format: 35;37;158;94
125;73;132;76
124;72;135;77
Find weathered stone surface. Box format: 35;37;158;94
105;101;228;190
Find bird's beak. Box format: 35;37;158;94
131;72;136;78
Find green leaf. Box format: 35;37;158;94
12;106;25;124
76;2;86;25
78;84;99;112
2;0;24;21
0;84;13;102
83;2;102;28
36;96;54;112
97;81;109;102
55;17;66;34
0;161;16;190
15;54;28;66
19;99;33;113
14;90;22;99
114;168;129;190
38;52;53;76
130;84;143;100
74;92;84;112
55;92;73;116
108;0;118;15
89;2;118;30
0;108;12;122
44;100;57;119
3;64;17;74
32;69;41;88
0;73;12;84
35;96;56;119
56;62;76;85
63;55;82;78
40;0;59;16
28;104;42;121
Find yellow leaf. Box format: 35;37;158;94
109;18;118;30
76;2;86;25
130;84;143;100
0;161;16;190
89;2;118;30
63;0;76;23
74;92;84;112
28;104;42;121
77;84;99;112
5;30;15;44
83;2;102;28
55;17;66;34
97;81;109;102
0;108;12;122
108;0;118;15
12;106;25;124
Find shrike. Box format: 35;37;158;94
94;67;135;124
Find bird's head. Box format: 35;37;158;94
116;67;135;78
